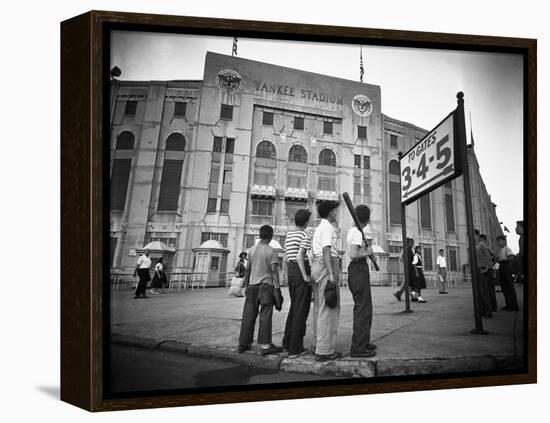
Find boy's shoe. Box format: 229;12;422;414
417;297;426;303
261;344;283;356
439;291;448;294
238;344;251;353
366;343;377;351
315;352;342;362
393;292;402;301
350;350;376;358
288;349;309;359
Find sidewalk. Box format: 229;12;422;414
110;285;525;378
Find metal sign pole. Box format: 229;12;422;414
455;92;487;335
398;152;412;313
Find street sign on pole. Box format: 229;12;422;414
400;110;462;205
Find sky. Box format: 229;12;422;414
111;31;524;252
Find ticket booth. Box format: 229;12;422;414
192;240;230;287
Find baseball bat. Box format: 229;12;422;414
342;192;380;271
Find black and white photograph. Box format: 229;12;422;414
107;29;527;395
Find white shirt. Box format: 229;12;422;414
312;219;339;258
137;255;152;269
155;263;163;272
436;255;447;268
346;227;373;258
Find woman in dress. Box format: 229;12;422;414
229;252;247;297
150;257;166;295
412;246;427;303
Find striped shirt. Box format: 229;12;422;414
284;230;311;262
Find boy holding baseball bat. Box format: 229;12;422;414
346;204;377;358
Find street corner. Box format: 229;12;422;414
375;356;498;377
281;354;376;378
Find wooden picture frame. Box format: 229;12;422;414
60;10;536;411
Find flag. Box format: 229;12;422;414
469;112;475;145
232;37;238;56
504;226;510;233
359;46;364;83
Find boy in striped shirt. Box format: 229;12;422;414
282;209;313;357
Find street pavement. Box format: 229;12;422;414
110;283;525;379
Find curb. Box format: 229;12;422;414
111;334;524;378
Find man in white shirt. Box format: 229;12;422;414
346;204;376;358
496;235;519;311
311;200;341;362
134;249;152;299
436;249;448;294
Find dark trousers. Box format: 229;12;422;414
282;261;312;354
499;263;519;310
348;260;373;354
488;275;497;311
239;283;275;346
134;268;150;297
477;269;492;315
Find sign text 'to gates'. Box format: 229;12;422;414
400;111;459;204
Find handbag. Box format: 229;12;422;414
324;280;337;308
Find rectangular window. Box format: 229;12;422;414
445;193;455;232
389;181;401;224
111;158;131;211
358;125;367;139
110;237;117;267
422;245;433;271
213;137;223;152
420;194;432;229
245;234;256;249
124;100;137;116
201;232;228;247
363;155;370;169
390;134;398;148
220;104;233;120
173;101;187;118
254;167;275;186
223;169;232;184
286;168;307;189
210;256;219;270
210;167;220;183
285;201;304;218
207;198;217;213
294;117;304;130
353;175;361;196
263;111;274;126
318;174;336;191
447;247;458;271
252;199;273;216
220;199;230;214
323;121;333;135
225;138;235;154
157;159;183;211
354;155;361;169
387;243;403;254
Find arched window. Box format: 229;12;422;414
389;160;400;175
388;160;401;224
256;140;276;159
319;149;336;167
166;133;186;151
288;144;308;163
116;131;134;150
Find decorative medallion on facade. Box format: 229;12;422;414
352;94;373;117
216;69;243;94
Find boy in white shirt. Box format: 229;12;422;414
436;249;448;294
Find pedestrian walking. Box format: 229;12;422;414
436;249;448;294
150;257;166;295
514;220;524;284
346;204;376;358
496;235;519;311
311;200;342;362
237;225;284;356
412;246;427;303
393;238;415;302
282;209;313;358
133;249;151;299
475;229;493;318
